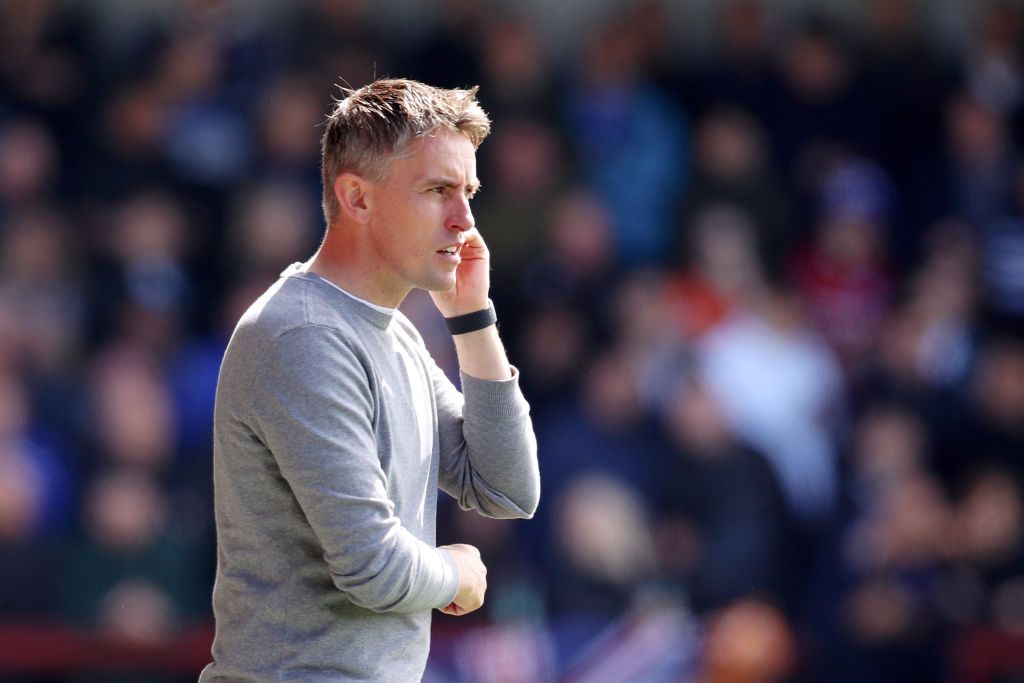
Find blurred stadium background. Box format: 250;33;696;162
1;0;1024;681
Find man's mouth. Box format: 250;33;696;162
437;246;460;255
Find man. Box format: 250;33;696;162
199;79;540;682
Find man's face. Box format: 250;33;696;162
366;131;479;299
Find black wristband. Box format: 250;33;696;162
444;301;497;335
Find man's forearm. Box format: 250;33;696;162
452;324;512;381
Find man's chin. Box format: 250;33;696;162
419;276;457;294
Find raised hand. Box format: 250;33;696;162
430;228;490;318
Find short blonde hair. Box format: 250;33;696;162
320;78;491;224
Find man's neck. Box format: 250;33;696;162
305;226;409;309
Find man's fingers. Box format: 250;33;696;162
459;228;488;255
438;543;486;615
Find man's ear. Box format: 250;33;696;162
334;173;373;223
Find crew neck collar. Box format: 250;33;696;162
280;262;397;330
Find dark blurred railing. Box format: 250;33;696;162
0;622;214;676
952;627;1024;683
1;621;1023;682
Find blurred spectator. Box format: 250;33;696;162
476;15;557;121
88;81;173;196
771;16;880;177
166;276;270;482
844;419;944;583
904;222;980;391
166;296;238;468
0;0;93;121
0;426;60;619
514;189;618;331
0;371;72;535
806;400;949;683
915;90;1021;232
452;621;556;683
515;306;592;411
564;12;689;267
946;468;1024;588
534;347;669;515
439;503;545;627
655;380;790;613
521;189;617;301
87;191;193;356
680;106;794;276
846;403;932;506
157;30;250;188
511;190;619;403
58;467;208;680
792;157;894;374
548;473;657;642
293;0;394;90
697;0;779;122
978;160;1024;331
0;207;85;384
557;605;698;682
225;180;320;283
0;119;59;212
402;0;486;89
667;203;766;341
849;220;980;417
859;0;955;208
938;337;1024;485
474;117;566;288
86;342;176;474
252;74;322;185
834;472;950;682
963;1;1024;117
701;599;796;683
699;286;844;526
609;270;688;412
531;348;670;630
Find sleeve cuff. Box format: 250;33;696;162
434;547;461;609
460;365;529;420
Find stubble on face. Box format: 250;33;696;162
365;132;478;302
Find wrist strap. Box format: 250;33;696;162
444;300;497;335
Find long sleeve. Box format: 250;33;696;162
432;358;541;519
251;325;459;613
207;272;479;682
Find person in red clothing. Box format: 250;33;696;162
792;158;894;375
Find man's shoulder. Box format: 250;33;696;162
234;275;367;344
233;276;310;342
219;277;372;390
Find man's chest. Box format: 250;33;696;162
372;342;438;527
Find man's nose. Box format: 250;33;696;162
447;194;474;232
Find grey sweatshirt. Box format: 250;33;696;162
199;265;539;682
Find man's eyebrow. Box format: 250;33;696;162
423;177;482;195
422;177;456;188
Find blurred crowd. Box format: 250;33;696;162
1;0;1024;681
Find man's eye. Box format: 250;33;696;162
430;187;446;194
